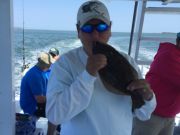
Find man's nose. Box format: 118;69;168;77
91;30;99;41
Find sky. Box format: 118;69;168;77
13;0;180;33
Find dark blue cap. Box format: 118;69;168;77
49;48;59;56
177;32;180;38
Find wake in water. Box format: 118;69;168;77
13;29;176;99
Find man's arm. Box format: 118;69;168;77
46;55;97;125
34;95;46;103
127;79;156;120
123;54;156;120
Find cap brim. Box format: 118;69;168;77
79;16;110;27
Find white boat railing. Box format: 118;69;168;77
0;0;15;135
129;0;180;65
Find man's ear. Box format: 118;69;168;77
109;21;112;37
109;21;112;27
177;38;180;49
76;24;80;38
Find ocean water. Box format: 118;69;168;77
13;29;176;98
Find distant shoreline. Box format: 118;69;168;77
14;27;176;35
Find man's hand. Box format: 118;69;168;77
35;95;46;103
86;54;107;76
127;79;153;101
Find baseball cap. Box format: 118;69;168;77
77;0;110;27
49;48;59;57
37;52;54;68
177;32;180;38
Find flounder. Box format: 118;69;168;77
92;41;145;111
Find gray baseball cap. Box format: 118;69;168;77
37;52;54;68
77;0;110;27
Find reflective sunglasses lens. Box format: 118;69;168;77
96;24;108;32
81;25;93;33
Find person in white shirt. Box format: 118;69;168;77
46;1;156;135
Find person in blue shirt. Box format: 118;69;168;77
20;52;53;117
20;52;56;134
46;47;60;78
49;47;60;61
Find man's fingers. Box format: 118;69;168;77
86;54;107;76
127;79;150;91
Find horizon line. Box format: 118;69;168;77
14;27;177;34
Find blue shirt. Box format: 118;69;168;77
46;63;56;78
20;65;48;115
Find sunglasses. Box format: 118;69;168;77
81;23;109;33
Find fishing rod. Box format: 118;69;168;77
21;0;30;74
22;0;25;68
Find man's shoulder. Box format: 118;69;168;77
60;47;82;61
156;42;176;56
65;47;82;55
24;66;42;78
159;42;177;51
160;42;175;46
27;66;39;74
